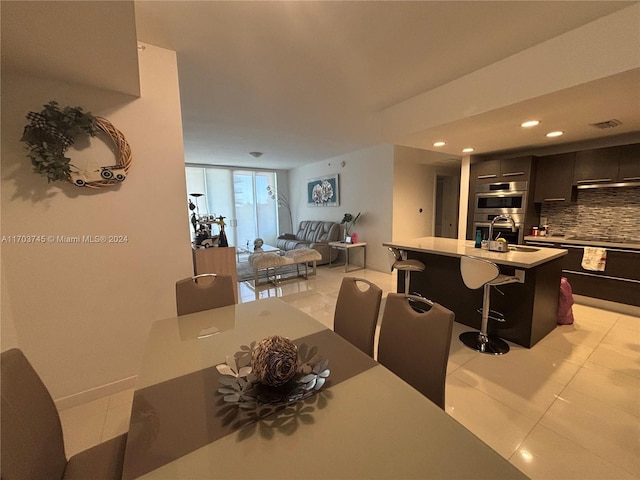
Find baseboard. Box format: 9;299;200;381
573;294;640;317
54;375;137;411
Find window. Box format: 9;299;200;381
186;166;278;247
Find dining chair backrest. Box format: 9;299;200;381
175;273;235;316
1;348;68;480
460;256;500;290
377;293;455;409
333;277;382;357
1;348;128;480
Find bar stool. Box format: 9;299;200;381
388;247;425;294
458;256;520;355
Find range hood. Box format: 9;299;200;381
576;180;640;190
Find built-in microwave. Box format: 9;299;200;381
474;181;527;216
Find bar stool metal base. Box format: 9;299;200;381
459;331;510;355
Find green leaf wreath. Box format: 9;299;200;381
20;101;99;182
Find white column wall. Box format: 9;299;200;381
0;43;192;406
392;146;438;241
458;156;471;240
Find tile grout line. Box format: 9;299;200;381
512;312;640;475
506;312;624;468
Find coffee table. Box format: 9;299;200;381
236;243;280;262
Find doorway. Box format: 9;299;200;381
435;174;460;238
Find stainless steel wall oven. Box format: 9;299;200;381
473;181;528;244
474;181;528;215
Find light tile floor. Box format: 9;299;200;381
60;266;640;479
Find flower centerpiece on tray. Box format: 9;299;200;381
216;335;330;408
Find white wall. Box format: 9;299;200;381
392;146;437;241
458;156;471;240
0;43;192;406
289;145;394;272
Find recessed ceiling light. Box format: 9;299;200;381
521;120;540;128
462;147;474;153
546;131;564;138
433;141;446;147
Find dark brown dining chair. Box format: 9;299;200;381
175;273;235;316
377;293;455;409
333;277;383;357
1;348;127;480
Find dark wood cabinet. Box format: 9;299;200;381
473;156;531;183
618;144;640;182
524;239;640;306
559;244;640;306
474;159;500;182
500;156;531;180
534;153;575;203
574;146;620;185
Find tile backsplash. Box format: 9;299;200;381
540;186;640;240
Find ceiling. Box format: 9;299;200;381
134;1;639;170
2;2;638;171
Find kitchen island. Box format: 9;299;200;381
383;237;567;348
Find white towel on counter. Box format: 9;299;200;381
582;247;607;271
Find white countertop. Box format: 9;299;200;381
384;237;567;269
524;235;640;250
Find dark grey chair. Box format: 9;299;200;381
175;273;235;316
388;247;425;294
333;277;382;357
1;348;127;480
377;293;455;409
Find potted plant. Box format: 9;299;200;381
340;212;361;241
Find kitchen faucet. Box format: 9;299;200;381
489;214;516;241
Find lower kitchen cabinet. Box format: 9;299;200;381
525;240;640;306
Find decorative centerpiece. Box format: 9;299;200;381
251;335;298;387
216;336;330;408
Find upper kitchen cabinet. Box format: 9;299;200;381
574;143;640;185
473;156;532;183
534;153;575;203
574;146;621;185
473;159;500;182
618;143;640;182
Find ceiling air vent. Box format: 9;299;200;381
589;119;622;129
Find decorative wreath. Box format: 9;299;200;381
20;101;132;188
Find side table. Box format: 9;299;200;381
328;241;367;272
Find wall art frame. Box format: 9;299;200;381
307;174;339;207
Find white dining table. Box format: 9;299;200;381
122;298;527;479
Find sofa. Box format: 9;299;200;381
275;220;340;265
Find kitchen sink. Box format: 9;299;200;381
509;246;539;253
